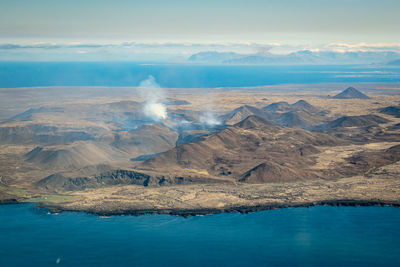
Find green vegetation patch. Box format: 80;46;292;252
0;185;30;198
27;195;78;203
182;169;209;175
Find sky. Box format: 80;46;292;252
0;0;399;60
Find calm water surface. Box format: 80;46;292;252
1;204;400;266
1;63;400;88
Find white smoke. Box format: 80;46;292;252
144;102;167;120
137;75;222;127
198;95;222;127
200;111;221;126
138;75;168;121
139;75;161;94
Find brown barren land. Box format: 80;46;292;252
1;83;400;216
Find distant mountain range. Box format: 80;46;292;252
387;59;400;66
188;50;400;65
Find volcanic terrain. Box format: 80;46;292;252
1;84;400;215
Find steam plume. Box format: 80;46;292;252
138;75;168;121
200;111;221;126
144;102;167;120
137;75;222;128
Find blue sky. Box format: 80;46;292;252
0;0;399;61
1;0;399;43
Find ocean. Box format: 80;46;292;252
0;62;400;88
1;63;400;266
1;204;399;266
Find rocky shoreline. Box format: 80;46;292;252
0;198;19;204
3;165;400;217
37;199;400;217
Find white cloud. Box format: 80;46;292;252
1;41;400;61
325;42;400;52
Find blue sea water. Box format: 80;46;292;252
1;204;400;266
0;62;400;88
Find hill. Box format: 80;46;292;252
332;87;370;99
379;106;400;118
24;141;129;170
262;101;292;112
324;115;389;128
223;100;326;128
0;124;94;145
238;161;315;183
4;107;65;123
223;105;267;125
273;110;324;128
36;169;152;191
291;100;320;113
138;115;340;183
110;124;178;156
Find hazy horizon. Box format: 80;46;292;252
1;0;400;61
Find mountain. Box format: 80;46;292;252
234;114;277;129
24;141;129;170
324;115;389;128
223;100;326;128
176;130;210;146
263;100;326;128
274;110;324;128
387;59;400;66
379;106;400;118
238;162;310;183
36;169;152;191
291;100;320;113
344;145;400;176
138;115;340;183
0;124;94;145
262;101;292;112
110;124;178;156
332;87;370;99
36;166;224;192
3;107;64;123
223;105;267;125
388;123;400;131
188;51;242;63
188;51;400;65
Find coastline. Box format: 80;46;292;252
3;170;400;217
39;199;400;217
0;198;19;204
